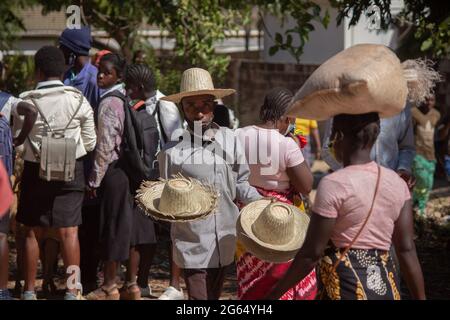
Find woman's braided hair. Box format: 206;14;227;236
125;63;157;92
259;87;294;123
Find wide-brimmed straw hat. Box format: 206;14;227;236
287;44;408;121
160;68;235;103
237;199;310;263
136;174;218;223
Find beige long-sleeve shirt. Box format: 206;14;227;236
19;80;96;163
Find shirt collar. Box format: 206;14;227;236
35;80;64;90
100;83;125;98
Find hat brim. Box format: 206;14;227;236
237;199;310;263
160;89;236;104
136;180;218;223
287;82;405;121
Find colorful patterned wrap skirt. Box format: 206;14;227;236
319;247;401;300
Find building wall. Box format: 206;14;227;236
224;59;318;127
263;0;404;64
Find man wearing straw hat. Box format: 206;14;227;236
158;67;262;300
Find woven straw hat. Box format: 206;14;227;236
136;174;218;223
160;68;235;103
237;199;310;263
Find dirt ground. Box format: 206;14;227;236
5;161;450;300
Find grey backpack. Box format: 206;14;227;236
29;93;84;182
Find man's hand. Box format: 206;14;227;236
397;169;416;190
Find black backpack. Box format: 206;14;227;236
101;91;160;191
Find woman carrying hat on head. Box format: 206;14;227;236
266;44;427;300
266;113;425;300
157;67;262;300
235;87;317;300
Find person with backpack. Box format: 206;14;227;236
0;91;37;300
106;63;162;300
85;53;132;300
14;46;96;300
125;63;185;300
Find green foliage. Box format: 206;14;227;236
0;55;35;96
0;0;35;50
261;0;330;63
131;43;182;95
331;0;450;58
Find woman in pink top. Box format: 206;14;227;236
236;88;316;300
267;112;425;300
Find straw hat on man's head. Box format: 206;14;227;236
237;199;310;263
160;67;235;103
136;174;218;223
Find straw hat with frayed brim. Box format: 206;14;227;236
287;44;408;121
136;174;219;223
237;199;310;263
160;68;235;103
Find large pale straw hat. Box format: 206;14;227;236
136;174;218;223
160;67;235;103
237;199;310;263
287;44;408;121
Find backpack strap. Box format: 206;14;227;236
30;97;54;133
154;100;168;144
30;92;84;135
62;93;84;132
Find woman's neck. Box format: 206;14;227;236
343;149;373;167
259;121;277;130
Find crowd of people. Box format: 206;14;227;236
0;27;448;301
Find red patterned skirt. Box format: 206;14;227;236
236;186;317;300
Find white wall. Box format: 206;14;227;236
263;8;344;64
343;0;404;50
263;0;404;65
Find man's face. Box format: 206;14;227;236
181;94;215;130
